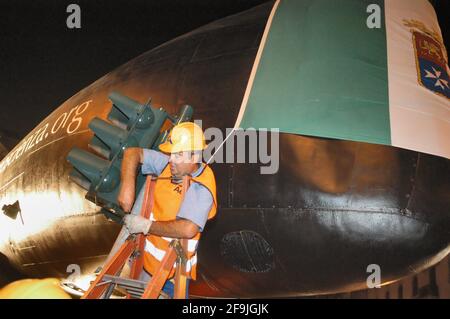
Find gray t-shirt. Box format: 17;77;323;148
130;149;213;231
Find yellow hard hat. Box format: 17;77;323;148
0;278;71;299
159;122;207;153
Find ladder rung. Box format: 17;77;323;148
122;286;144;292
103;275;147;289
95;280;112;287
102;275;154;298
117;284;144;293
123;288;144;295
118;284;144;292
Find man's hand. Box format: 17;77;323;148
123;214;152;235
117;183;135;212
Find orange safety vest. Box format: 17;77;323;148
143;163;217;280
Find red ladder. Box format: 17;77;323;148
82;175;191;299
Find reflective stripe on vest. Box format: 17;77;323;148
145;239;199;273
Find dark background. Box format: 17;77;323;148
0;0;449;150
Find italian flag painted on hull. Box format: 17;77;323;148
236;0;450;159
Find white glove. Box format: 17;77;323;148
123;214;152;235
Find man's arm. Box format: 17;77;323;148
117;147;144;212
124;216;200;239
149;219;199;239
148;184;212;239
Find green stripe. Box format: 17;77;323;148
240;0;391;145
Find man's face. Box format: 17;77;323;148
169;151;200;178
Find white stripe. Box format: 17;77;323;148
144;239;166;261
145;239;199;271
0;171;24;191
187;239;198;253
159;238;198;252
172;255;197;273
145;239;198;258
186;254;198;272
233;0;281;129
207;0;281;165
156;236;198;253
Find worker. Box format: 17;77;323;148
117;121;217;298
0;278;71;299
